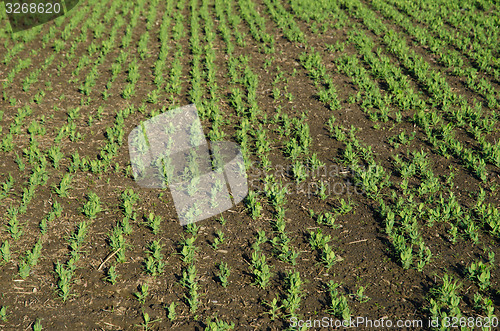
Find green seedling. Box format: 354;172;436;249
218;216;227;226
81;192;102;219
352;286;370;303
7;207;23;240
217;262;231;287
317;181;329;200
211;230;225;250
321;244;342;269
108;227;127;263
205;317;235;331
47;145;64;169
245;190;262;219
180;264;199;313
1;241;11;264
251;251;273;289
327;281;351;321
263;295;281;320
105;265;119;285
0;306;7;321
134;283;149;304
33;318;42;331
135;311;161;331
185;222;200;236
145;212;163;234
467;261;492;290
256;230;267;245
166;302;178;321
179;236;198;264
283;271;303;316
53;173;73;197
54;261;73;301
309;228;331;250
145;240;165;276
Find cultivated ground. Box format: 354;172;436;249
0;0;499;330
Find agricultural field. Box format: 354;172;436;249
0;0;499;329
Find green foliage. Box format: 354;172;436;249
217;262;231;287
327;281;351;321
135;311;161;331
144;240;165;276
1;241;11;264
166;302;178;322
180;264;200;312
53;173;73;197
33;318;42;331
81;192;102;219
105;265;119;285
204;317;235;331
283;271;303;317
134;284;149;304
145;212;162;234
211;230;226;250
467;260;493;291
251;243;273;288
0;306;7;321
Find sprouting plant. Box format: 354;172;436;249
245;190;262;219
0;174;14;199
185;222;200;236
352;286;370;303
180;264;200;313
309;228;331;250
54;261;73;301
166;302;178;321
47;145;64;169
316;212;339;229
212;230;225;250
448;224;458;244
7;207;22;240
416;243;432;272
18;260;31;279
292;160;308;183
105;265;119;284
134;283;149;304
336;198;355;215
272;233;300;266
1;241;11;264
400;244;413;270
283;271;303;316
467;260;492;290
81;192;103;219
144;240;165;276
217;262;231;287
53;173;72;197
256;230;267;245
427;273;463;320
179;236;198;264
321;244;341;269
0;306;7;321
108;227;127;263
327;281;351;321
14;153;25;171
317;181;329;200
33;318;42;331
204;317;235;331
145;212;163;234
263;295;281;320
473;293;495;317
135;311;161;331
120;189;139;220
251;251;273;289
218;215;227;226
